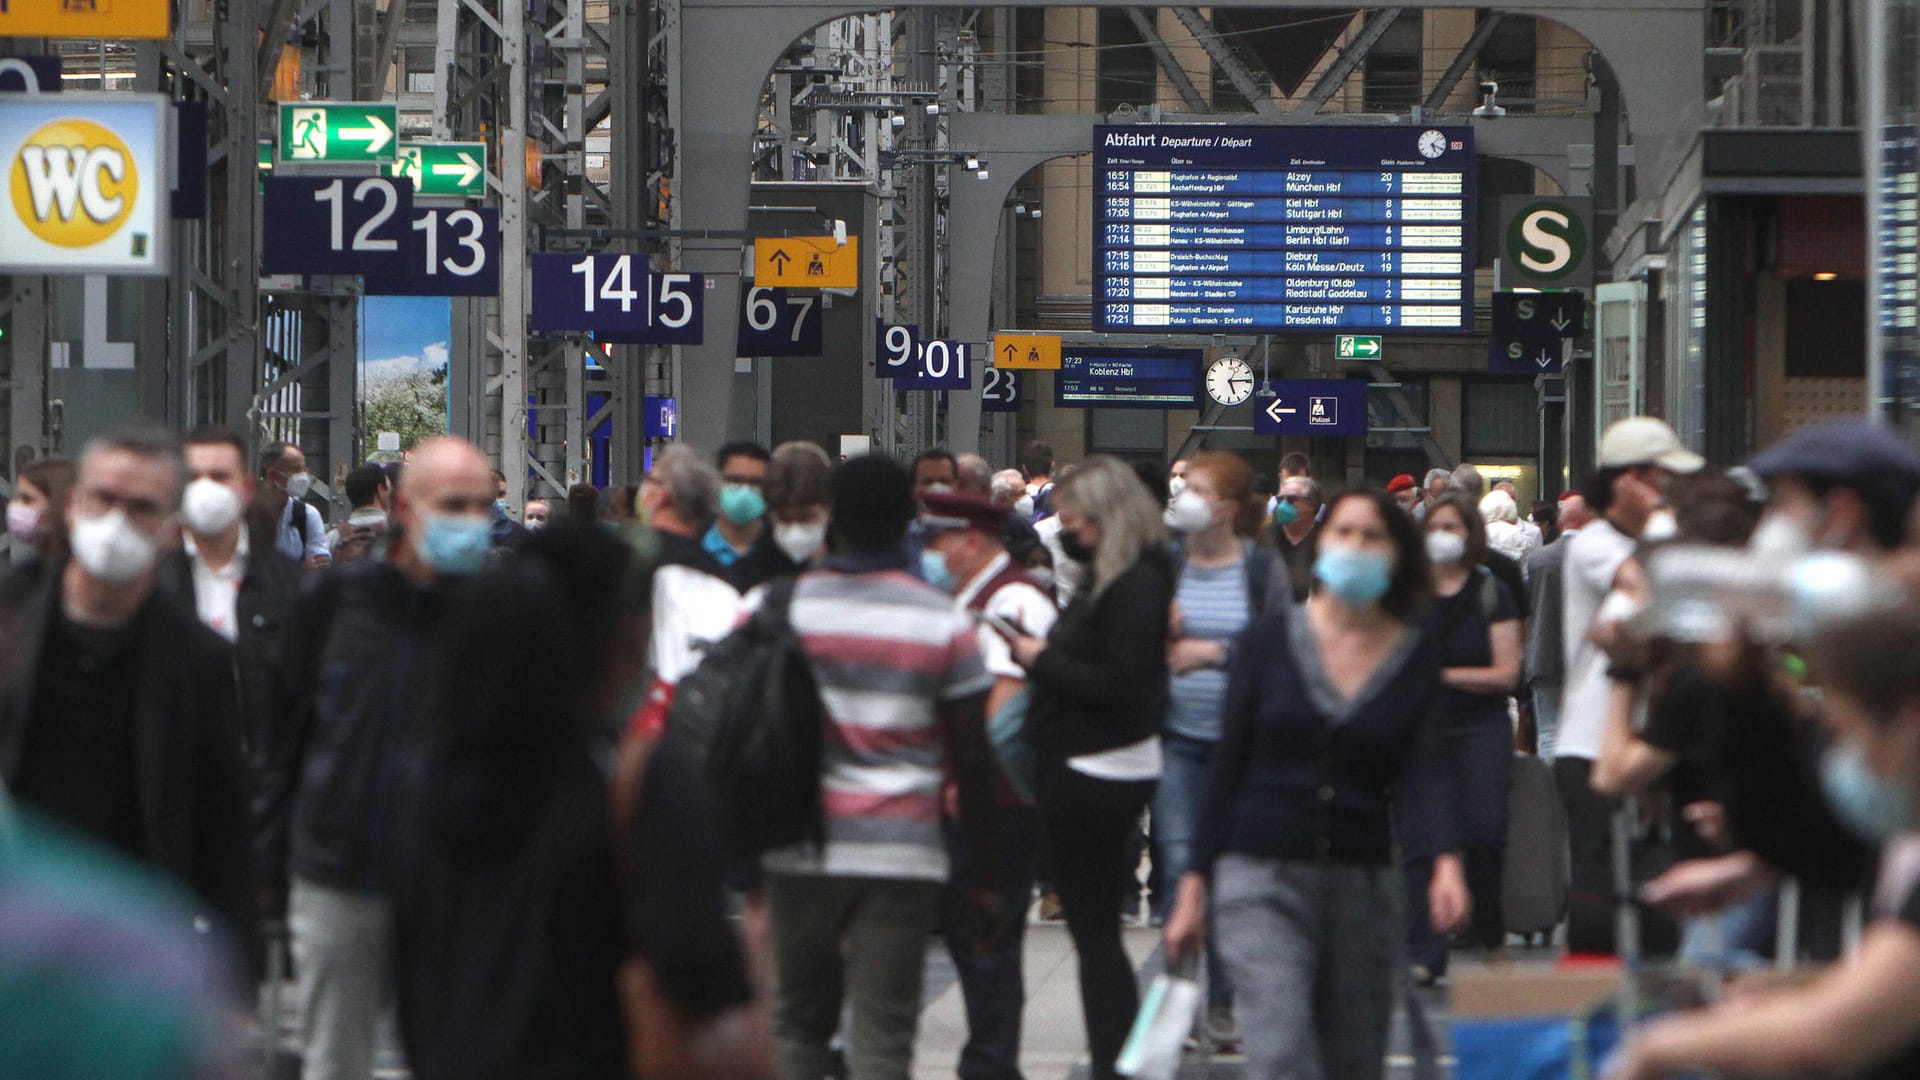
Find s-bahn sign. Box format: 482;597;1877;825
0;93;169;274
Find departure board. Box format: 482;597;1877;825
1095;125;1475;334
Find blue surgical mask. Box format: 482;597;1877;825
1313;545;1393;606
719;484;767;526
1273;498;1300;527
1820;739;1915;842
420;514;492;576
920;548;957;592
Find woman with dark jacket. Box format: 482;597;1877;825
1164;489;1468;1080
1006;455;1171;1080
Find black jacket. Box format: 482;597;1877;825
255;559;457;898
154;542;302;759
1027;555;1172;764
0;559;256;962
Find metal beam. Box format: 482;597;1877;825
1423;11;1507;113
1296;8;1404;114
1169;7;1279;116
256;0;300;100
1125;9;1208;113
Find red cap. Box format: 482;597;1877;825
1386;473;1417;494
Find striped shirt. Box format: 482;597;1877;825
1166;558;1251;742
762;565;991;881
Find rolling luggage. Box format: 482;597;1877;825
1502;751;1569;939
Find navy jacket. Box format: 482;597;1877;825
1195;601;1458;870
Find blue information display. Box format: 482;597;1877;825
365;207;499;297
1095;125;1474;334
1054;347;1202;409
1254;379;1369;436
530;253;704;344
262;176;415;276
644;396;678;439
737;286;823;356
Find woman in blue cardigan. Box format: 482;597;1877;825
1164;487;1468;1080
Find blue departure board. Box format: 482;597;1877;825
1095;125;1475;334
1054;346;1203;409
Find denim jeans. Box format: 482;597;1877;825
1531;680;1563;763
1151;731;1233;1008
941;806;1042;1080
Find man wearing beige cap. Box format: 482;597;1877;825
1556;416;1703;952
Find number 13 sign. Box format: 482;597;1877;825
529;253;704;344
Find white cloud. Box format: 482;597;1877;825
362;341;449;385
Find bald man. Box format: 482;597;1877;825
257;435;497;1080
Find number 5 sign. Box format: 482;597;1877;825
529;253;704;344
262;175;414;276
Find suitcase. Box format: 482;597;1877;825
1502;751;1569;938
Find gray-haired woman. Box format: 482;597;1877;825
1006;455;1171;1080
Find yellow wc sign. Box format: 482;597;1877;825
0;94;169;274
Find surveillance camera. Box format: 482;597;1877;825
1479;81;1498;97
889;114;906;130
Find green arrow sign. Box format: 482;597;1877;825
386;142;488;197
1335;334;1382;360
278;102;399;164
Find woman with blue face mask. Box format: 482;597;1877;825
1164;488;1468;1080
1606;606;1920;1080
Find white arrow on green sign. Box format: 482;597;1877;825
386;142;488;197
278;102;399;164
1335;334;1382;360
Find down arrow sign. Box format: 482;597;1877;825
1549;310;1572;333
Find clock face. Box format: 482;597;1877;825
1417;129;1447;159
1206;356;1255;406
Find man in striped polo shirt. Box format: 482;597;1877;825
762;454;1003;1080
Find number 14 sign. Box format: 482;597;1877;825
529;253;704;344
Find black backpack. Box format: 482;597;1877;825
662;576;824;857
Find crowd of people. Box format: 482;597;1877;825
6;415;1920;1080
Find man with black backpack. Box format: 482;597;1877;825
758;456;1002;1080
921;490;1056;1080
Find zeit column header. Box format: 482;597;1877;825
1094;124;1476;335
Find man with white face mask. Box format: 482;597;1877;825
0;423;255;978
157;426;303;760
261;441;332;568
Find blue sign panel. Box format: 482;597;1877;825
981;367;1022;413
262;175;415;276
0;57;61;93
896;340;972;390
644;396;678;439
1488;336;1564;375
1490;290;1585;339
737;286;824;356
1254;379;1369;436
365;207;499;296
530;253;704;344
1054;347;1202;409
1094;125;1474;335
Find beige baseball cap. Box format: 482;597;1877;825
1598;416;1705;473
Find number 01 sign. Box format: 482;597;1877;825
529;253;704;344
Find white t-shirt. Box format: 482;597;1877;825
1556;518;1637;760
954;553;1059;680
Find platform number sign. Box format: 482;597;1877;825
875;321;970;390
262;175;414;276
365;207;499;296
981;368;1021;412
737;286;823;356
529;253;704;344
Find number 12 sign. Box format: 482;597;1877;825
529;253;704;344
262;175;415;276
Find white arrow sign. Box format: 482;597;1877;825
339;114;394;155
431;151;483;189
1264;399;1297;424
1549;310;1572;333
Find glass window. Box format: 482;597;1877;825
1462;378;1541;458
1361;11;1422;112
1367;376;1428;452
1096;10;1157;114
